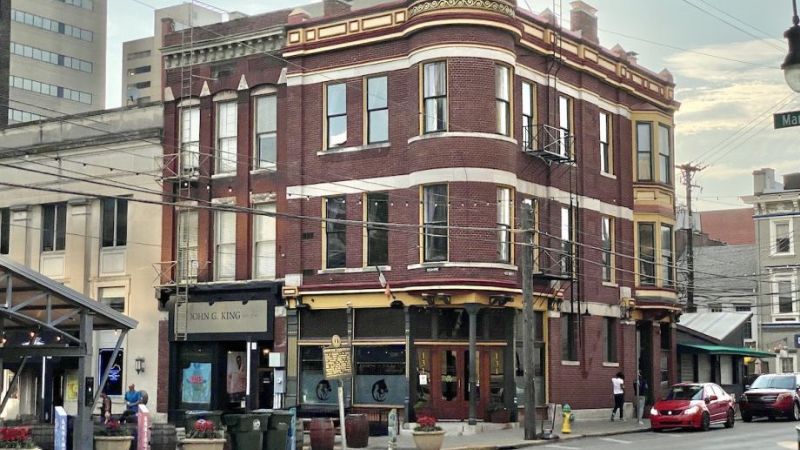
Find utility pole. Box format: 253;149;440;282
678;163;703;313
521;201;538;440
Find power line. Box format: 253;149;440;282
681;0;785;53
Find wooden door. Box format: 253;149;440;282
424;346;491;420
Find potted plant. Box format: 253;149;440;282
411;416;445;450
486;401;511;423
180;419;225;450
0;426;40;449
94;419;133;450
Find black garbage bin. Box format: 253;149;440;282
223;412;270;450
265;410;293;450
184;410;223;435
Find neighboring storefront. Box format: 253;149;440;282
166;281;281;423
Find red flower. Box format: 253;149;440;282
417;416;437;428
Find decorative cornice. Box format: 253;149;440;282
163;31;285;70
408;0;515;18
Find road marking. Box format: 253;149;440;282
599;437;631;444
658;432;686;438
544;445;581;450
778;442;795;449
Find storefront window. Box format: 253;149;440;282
415;348;431;410
355;309;403;338
178;344;214;410
299;309;347;339
354;346;405;405
299;346;351;406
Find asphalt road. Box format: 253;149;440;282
540;419;800;450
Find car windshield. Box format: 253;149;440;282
750;376;796;390
665;385;704;401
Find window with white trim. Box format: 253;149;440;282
180;107;200;174
423;184;448;262
326;83;347;148
661;224;674;287
98;286;125;313
101;198;127;248
495;65;511;136
601;216;613;282
497;187;512;263
366;193;389;266
42;203;66;252
558;95;572;157
366;76;388;144
636;122;652;181
253;203;276;279
774;277;795;315
638;222;656;286
176;209;198;282
600;112;612;174
521;81;534;149
658;124;672;184
216;101;238;174
214;210;236;281
773;220;793;255
422;61;447;133
255;95;277;170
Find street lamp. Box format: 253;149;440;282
783;0;800;92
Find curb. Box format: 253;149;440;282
497;425;651;449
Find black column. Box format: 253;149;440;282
465;304;480;426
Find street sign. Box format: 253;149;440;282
774;110;800;129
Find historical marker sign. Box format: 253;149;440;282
774;110;800;129
323;335;352;379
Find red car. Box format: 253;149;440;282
739;373;800;422
650;383;736;431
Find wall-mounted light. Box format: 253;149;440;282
135;357;145;374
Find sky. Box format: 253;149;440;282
107;0;799;212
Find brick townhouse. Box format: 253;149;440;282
156;0;680;424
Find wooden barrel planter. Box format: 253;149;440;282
345;414;369;448
309;418;335;450
29;424;55;450
149;423;177;450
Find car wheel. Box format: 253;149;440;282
742;412;753;423
700;412;710;431
724;409;734;428
793;402;800;421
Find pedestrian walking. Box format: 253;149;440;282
611;372;625;421
633;370;648;425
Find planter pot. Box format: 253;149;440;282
488;409;511;423
412;430;446;450
179;438;226;450
94;435;134;450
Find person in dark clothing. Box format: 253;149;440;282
611;372;625;421
634;370;648;424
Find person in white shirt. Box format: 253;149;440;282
611;372;625;421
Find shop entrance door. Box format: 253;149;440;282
425;346;489;420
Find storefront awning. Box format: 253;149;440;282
678;343;774;358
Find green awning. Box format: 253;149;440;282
678;343;774;358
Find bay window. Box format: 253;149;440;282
497;188;512;263
422;61;447;133
495;65;510;135
423;184;448;262
636;122;652;181
638;222;656;286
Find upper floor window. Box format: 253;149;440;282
603;317;617;363
521;81;535;149
636;122;653;181
773;220;793;255
127;66;151;76
10;9;93;41
255;95;277;170
216;101;238;174
495;65;511;136
601;216;613;282
708;303;723;312
422;61;447;133
366;193;389;266
0;208;9;255
176;209;198;282
658;125;672;184
101;198;127;248
326;83;347;148
558;95;573;157
560;206;574;276
562;313;578;361
214;210;236;281
10;42;93;73
423;184;448;262
9;75;92;104
325;196;347;268
253;203;276;279
775;277;795;315
366;76;388;144
180;107;200;174
42;203;66;252
638;222;656;286
600;112;612;175
98;287;125;313
57;0;94;11
497;187;512;263
661;224;673;287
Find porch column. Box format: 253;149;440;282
465;304;480;426
75;311;93;450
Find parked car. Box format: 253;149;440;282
739;373;800;422
650;383;736;431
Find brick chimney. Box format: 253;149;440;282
570;1;598;45
324;0;352;17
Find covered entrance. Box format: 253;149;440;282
0;256;137;449
418;345;503;420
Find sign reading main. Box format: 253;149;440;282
774;110;800;129
184;301;268;334
323;334;352;379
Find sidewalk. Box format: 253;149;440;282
310;417;650;450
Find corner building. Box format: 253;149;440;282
158;0;680;423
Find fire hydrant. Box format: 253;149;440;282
561;404;573;434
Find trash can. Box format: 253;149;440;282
265;410;294;450
184;410;223;434
223;412;270;450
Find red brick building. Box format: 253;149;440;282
156;0;680;424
